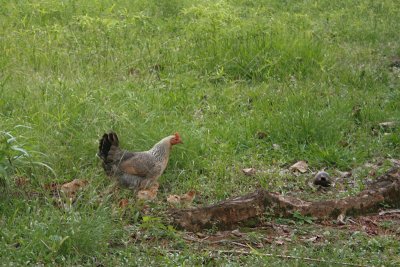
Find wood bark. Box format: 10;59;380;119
170;167;400;232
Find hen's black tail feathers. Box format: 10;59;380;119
98;132;119;160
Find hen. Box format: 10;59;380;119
98;132;182;191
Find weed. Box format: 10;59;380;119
292;211;315;225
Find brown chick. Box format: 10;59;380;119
137;182;159;200
167;190;196;206
180;190;196;204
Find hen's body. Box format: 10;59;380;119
98;132;181;191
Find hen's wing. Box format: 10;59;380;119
118;151;157;178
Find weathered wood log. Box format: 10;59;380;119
170;167;400;232
169;190;268;232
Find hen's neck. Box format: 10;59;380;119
149;138;171;162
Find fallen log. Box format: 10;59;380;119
170;167;400;232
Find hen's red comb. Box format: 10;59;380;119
174;132;181;139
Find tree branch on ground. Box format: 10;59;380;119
170;167;400;232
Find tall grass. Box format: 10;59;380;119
0;0;399;265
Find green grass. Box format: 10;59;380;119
1;0;399;265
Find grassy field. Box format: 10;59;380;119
1;0;399;265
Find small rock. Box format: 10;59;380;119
313;171;331;187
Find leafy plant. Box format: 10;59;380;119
140;216;178;240
292;211;315;225
0;131;29;188
0;130;55;189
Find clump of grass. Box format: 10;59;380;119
0;128;56;189
161;1;326;82
0;197;119;265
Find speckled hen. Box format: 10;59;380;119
98;132;182;191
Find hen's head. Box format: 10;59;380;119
170;132;183;145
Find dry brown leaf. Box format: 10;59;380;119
43;182;60;192
119;199;129;208
289;161;308;173
15;177;29;187
60;179;88;197
242;168;256;176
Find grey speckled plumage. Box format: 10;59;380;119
98;132;182;191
